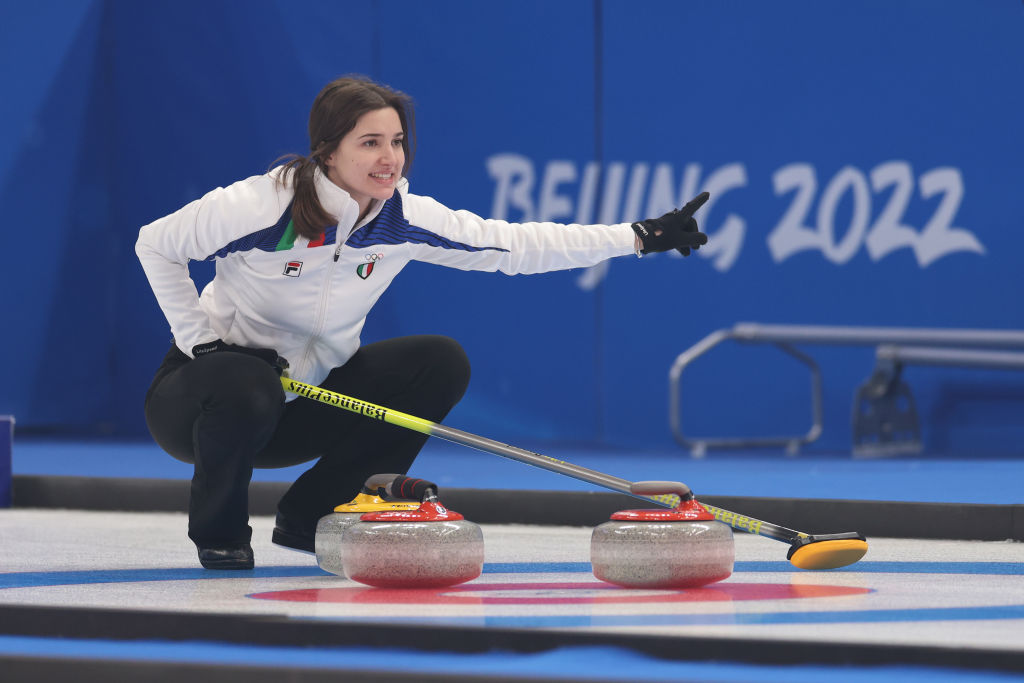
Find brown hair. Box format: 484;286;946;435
276;76;416;239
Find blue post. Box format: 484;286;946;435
0;416;12;508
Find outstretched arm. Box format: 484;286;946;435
400;191;709;275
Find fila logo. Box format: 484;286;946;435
283;261;303;277
356;253;384;280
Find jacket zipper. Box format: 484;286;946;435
299;207;376;374
299;244;342;374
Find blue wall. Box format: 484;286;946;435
1;0;1022;455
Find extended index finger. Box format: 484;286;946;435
681;191;710;215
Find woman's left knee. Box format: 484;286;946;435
420;335;471;400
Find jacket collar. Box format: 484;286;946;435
312;166;401;233
313;166;363;230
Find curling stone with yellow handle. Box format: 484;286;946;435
315;473;424;576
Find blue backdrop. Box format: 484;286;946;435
1;0;1022;456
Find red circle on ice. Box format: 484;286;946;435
248;582;870;605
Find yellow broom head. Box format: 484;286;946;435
788;533;868;570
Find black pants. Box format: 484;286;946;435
144;335;470;548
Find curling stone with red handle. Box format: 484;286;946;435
591;480;734;589
340;484;484;588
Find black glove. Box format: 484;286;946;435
192;339;289;375
631;191;710;256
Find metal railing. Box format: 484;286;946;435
669;323;1024;457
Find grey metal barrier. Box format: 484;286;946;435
669;323;1024;458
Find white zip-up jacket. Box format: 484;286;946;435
136;166;636;391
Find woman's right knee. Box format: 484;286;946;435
146;353;285;459
199;356;285;422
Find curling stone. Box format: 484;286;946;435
315;473;422;576
341;487;484;588
591;480;734;589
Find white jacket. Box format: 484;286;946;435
136;166;635;390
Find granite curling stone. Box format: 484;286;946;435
341;492;484;589
590;480;734;589
315;473;423;577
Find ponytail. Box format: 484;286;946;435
274;154;335;240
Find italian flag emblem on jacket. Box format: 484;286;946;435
356;262;374;279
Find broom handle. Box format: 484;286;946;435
281;377;803;543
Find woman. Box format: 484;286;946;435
136;76;709;569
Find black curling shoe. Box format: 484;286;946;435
197;543;254;570
272;513;315;554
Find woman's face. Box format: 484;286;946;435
324;107;405;216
